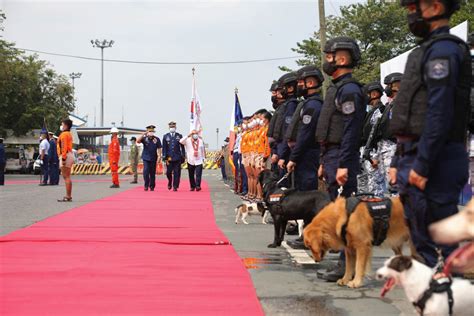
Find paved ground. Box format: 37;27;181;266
1;171;416;315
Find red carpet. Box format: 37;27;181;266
0;181;264;315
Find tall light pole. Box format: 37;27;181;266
69;72;82;115
90;39;114;128
216;128;219;150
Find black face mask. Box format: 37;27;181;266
407;11;431;38
323;61;338;76
296;85;307;98
384;86;393;98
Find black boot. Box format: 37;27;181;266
317;260;345;282
286;236;307;249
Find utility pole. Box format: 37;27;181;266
216;128;219;150
90;39;114;128
318;0;329;93
69;72;82;115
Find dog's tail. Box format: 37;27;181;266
235;204;244;213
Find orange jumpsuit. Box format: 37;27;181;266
109;136;120;185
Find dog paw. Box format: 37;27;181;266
337;278;350;286
347;280;362;288
243;222;249;225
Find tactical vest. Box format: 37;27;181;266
390;33;471;142
269;100;288;141
377;102;396;142
470;52;474;133
286;94;324;142
361;102;383;145
315;78;363;144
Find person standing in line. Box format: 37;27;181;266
180;130;206;191
162;121;185;191
129;136;139;184
48;132;60;185
137;125;162;192
38;128;50;186
0;138;5;186
109;127;121;189
57;119;74;202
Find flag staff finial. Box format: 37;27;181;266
234;87;238;94
192;67;195;76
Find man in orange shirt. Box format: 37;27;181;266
57;119;74;202
109;127;121;188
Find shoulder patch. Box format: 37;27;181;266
285;116;292;124
342;101;355;115
302;115;312;125
427;58;449;80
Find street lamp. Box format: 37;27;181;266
90;39;114;128
69;72;82;115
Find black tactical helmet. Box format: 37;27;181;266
296;65;315;80
383;72;403;85
468;32;474;47
400;0;460;16
364;81;384;95
269;81;279;92
278;72;298;86
301;66;325;85
324;37;361;66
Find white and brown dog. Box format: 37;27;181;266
235;202;269;225
376;256;474;316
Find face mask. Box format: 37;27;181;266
148;132;155;137
384;86;393;98
59;125;64;132
296;85;307;98
192;134;199;140
323;61;338;76
470;49;474;57
242;123;247;129
407;12;431;38
169;127;176;133
238;127;242;132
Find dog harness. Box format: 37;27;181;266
267;188;294;215
341;196;392;246
412;273;454;316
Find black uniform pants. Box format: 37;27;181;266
188;163;203;189
0;162;5;185
166;160;181;189
143;160;157;189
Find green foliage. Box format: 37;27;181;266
282;2;417;83
451;0;473;32
0;10;74;137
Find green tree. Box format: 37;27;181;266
281;1;472;83
0;10;74;137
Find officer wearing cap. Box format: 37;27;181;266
162;121;185;191
390;0;471;267
315;36;366;282
137;125;162;191
48;132;60;185
276;72;298;174
129;136;139;184
0;137;5;186
38;128;50;186
358;81;385;196
377;72;403;194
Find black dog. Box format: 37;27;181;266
259;170;330;248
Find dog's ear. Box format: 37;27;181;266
388;256;413;272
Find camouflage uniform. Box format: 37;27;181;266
358;107;385;196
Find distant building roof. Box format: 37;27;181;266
76;127;146;137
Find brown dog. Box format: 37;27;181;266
303;197;418;288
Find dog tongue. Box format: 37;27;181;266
381;278;395;298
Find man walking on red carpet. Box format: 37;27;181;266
109;127;121;188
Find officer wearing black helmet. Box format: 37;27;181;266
267;78;286;171
390;0;471;267
376;72;403;193
315;37;366;282
275;72;298;172
358;81;385;196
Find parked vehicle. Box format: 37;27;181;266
5;149;29;173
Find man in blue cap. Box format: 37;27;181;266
137;125;162;191
162;121;185;191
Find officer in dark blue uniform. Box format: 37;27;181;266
267;80;287;172
390;0;471;267
276;72;298;176
315;37;366;282
137;125;162;191
48;132;60;185
162;121;185;191
286;66;324;191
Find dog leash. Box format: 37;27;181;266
276;173;289;186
